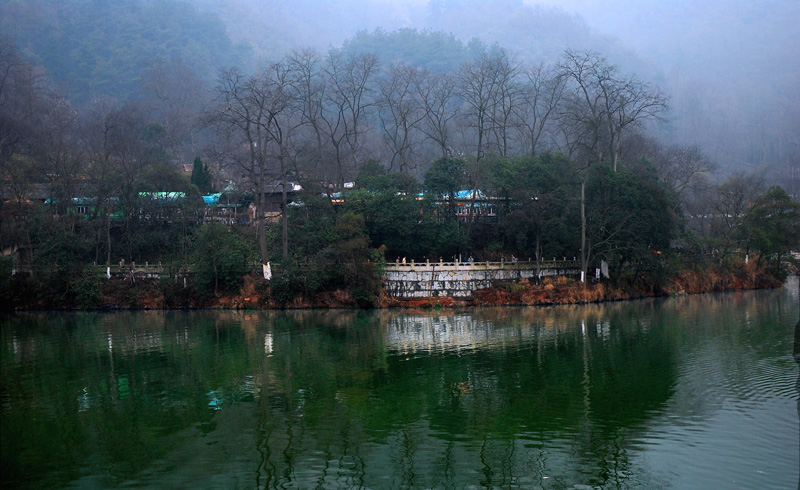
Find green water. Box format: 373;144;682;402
2;279;798;489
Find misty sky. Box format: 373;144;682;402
525;0;800;77
197;0;800;176
2;0;796;178
359;0;799;89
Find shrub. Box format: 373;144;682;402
72;270;103;309
191;223;251;298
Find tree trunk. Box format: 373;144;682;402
213;261;218;295
256;170;269;265
535;234;541;282
581;177;587;283
257;217;268;264
106;213;111;266
281;156;289;260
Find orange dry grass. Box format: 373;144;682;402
213;275;263;308
99;256;784;311
671;258;780;295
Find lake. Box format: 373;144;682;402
2;278;798;489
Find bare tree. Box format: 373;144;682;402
79;99;108;265
210;62;303;261
556;50;608;279
141;57;210;162
376;62;427;174
622;133;718;210
0;40;49;258
515;62;564;156
416;70;459;160
486;49;522;157
456;50;521;229
603;75;668;172
683;176;717;240
457;51;502;163
287;48;330;183
210;68;272;263
82;97;125;265
557;50;610;165
557;49;668;279
657;144;717;213
558;49;667;170
0;39;45;204
254;60;303;259
321;51;379;186
37;97;83;232
712;172;764;249
81;98;152;262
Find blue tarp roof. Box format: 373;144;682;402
44;197;120;205
203;193;221;205
139;192;186;201
454;189;487;200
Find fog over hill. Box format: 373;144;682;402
187;0;798;180
1;0;797;182
527;0;800;177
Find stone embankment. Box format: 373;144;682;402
383;259;580;299
378;258;786;309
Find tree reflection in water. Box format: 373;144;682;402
1;281;797;489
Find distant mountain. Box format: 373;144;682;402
526;0;800;177
188;0;649;70
0;0;251;103
3;0;794;180
340;29;471;73
1;0;652;102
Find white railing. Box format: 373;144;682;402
384;258;580;272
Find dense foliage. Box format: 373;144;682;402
192;223;253;298
342;29;473;73
0;0;251;103
0;15;797;310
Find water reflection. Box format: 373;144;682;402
796;277;800;490
1;279;797;489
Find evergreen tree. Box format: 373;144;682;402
424;157;467;221
190;156;213;194
737;186;800;270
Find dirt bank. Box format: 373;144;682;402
6;260;786;310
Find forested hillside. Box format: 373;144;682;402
1;0;647;104
0;0;797;309
0;0;251;103
341;29;473;73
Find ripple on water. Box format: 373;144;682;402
2;286;798;490
731;356;799;401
